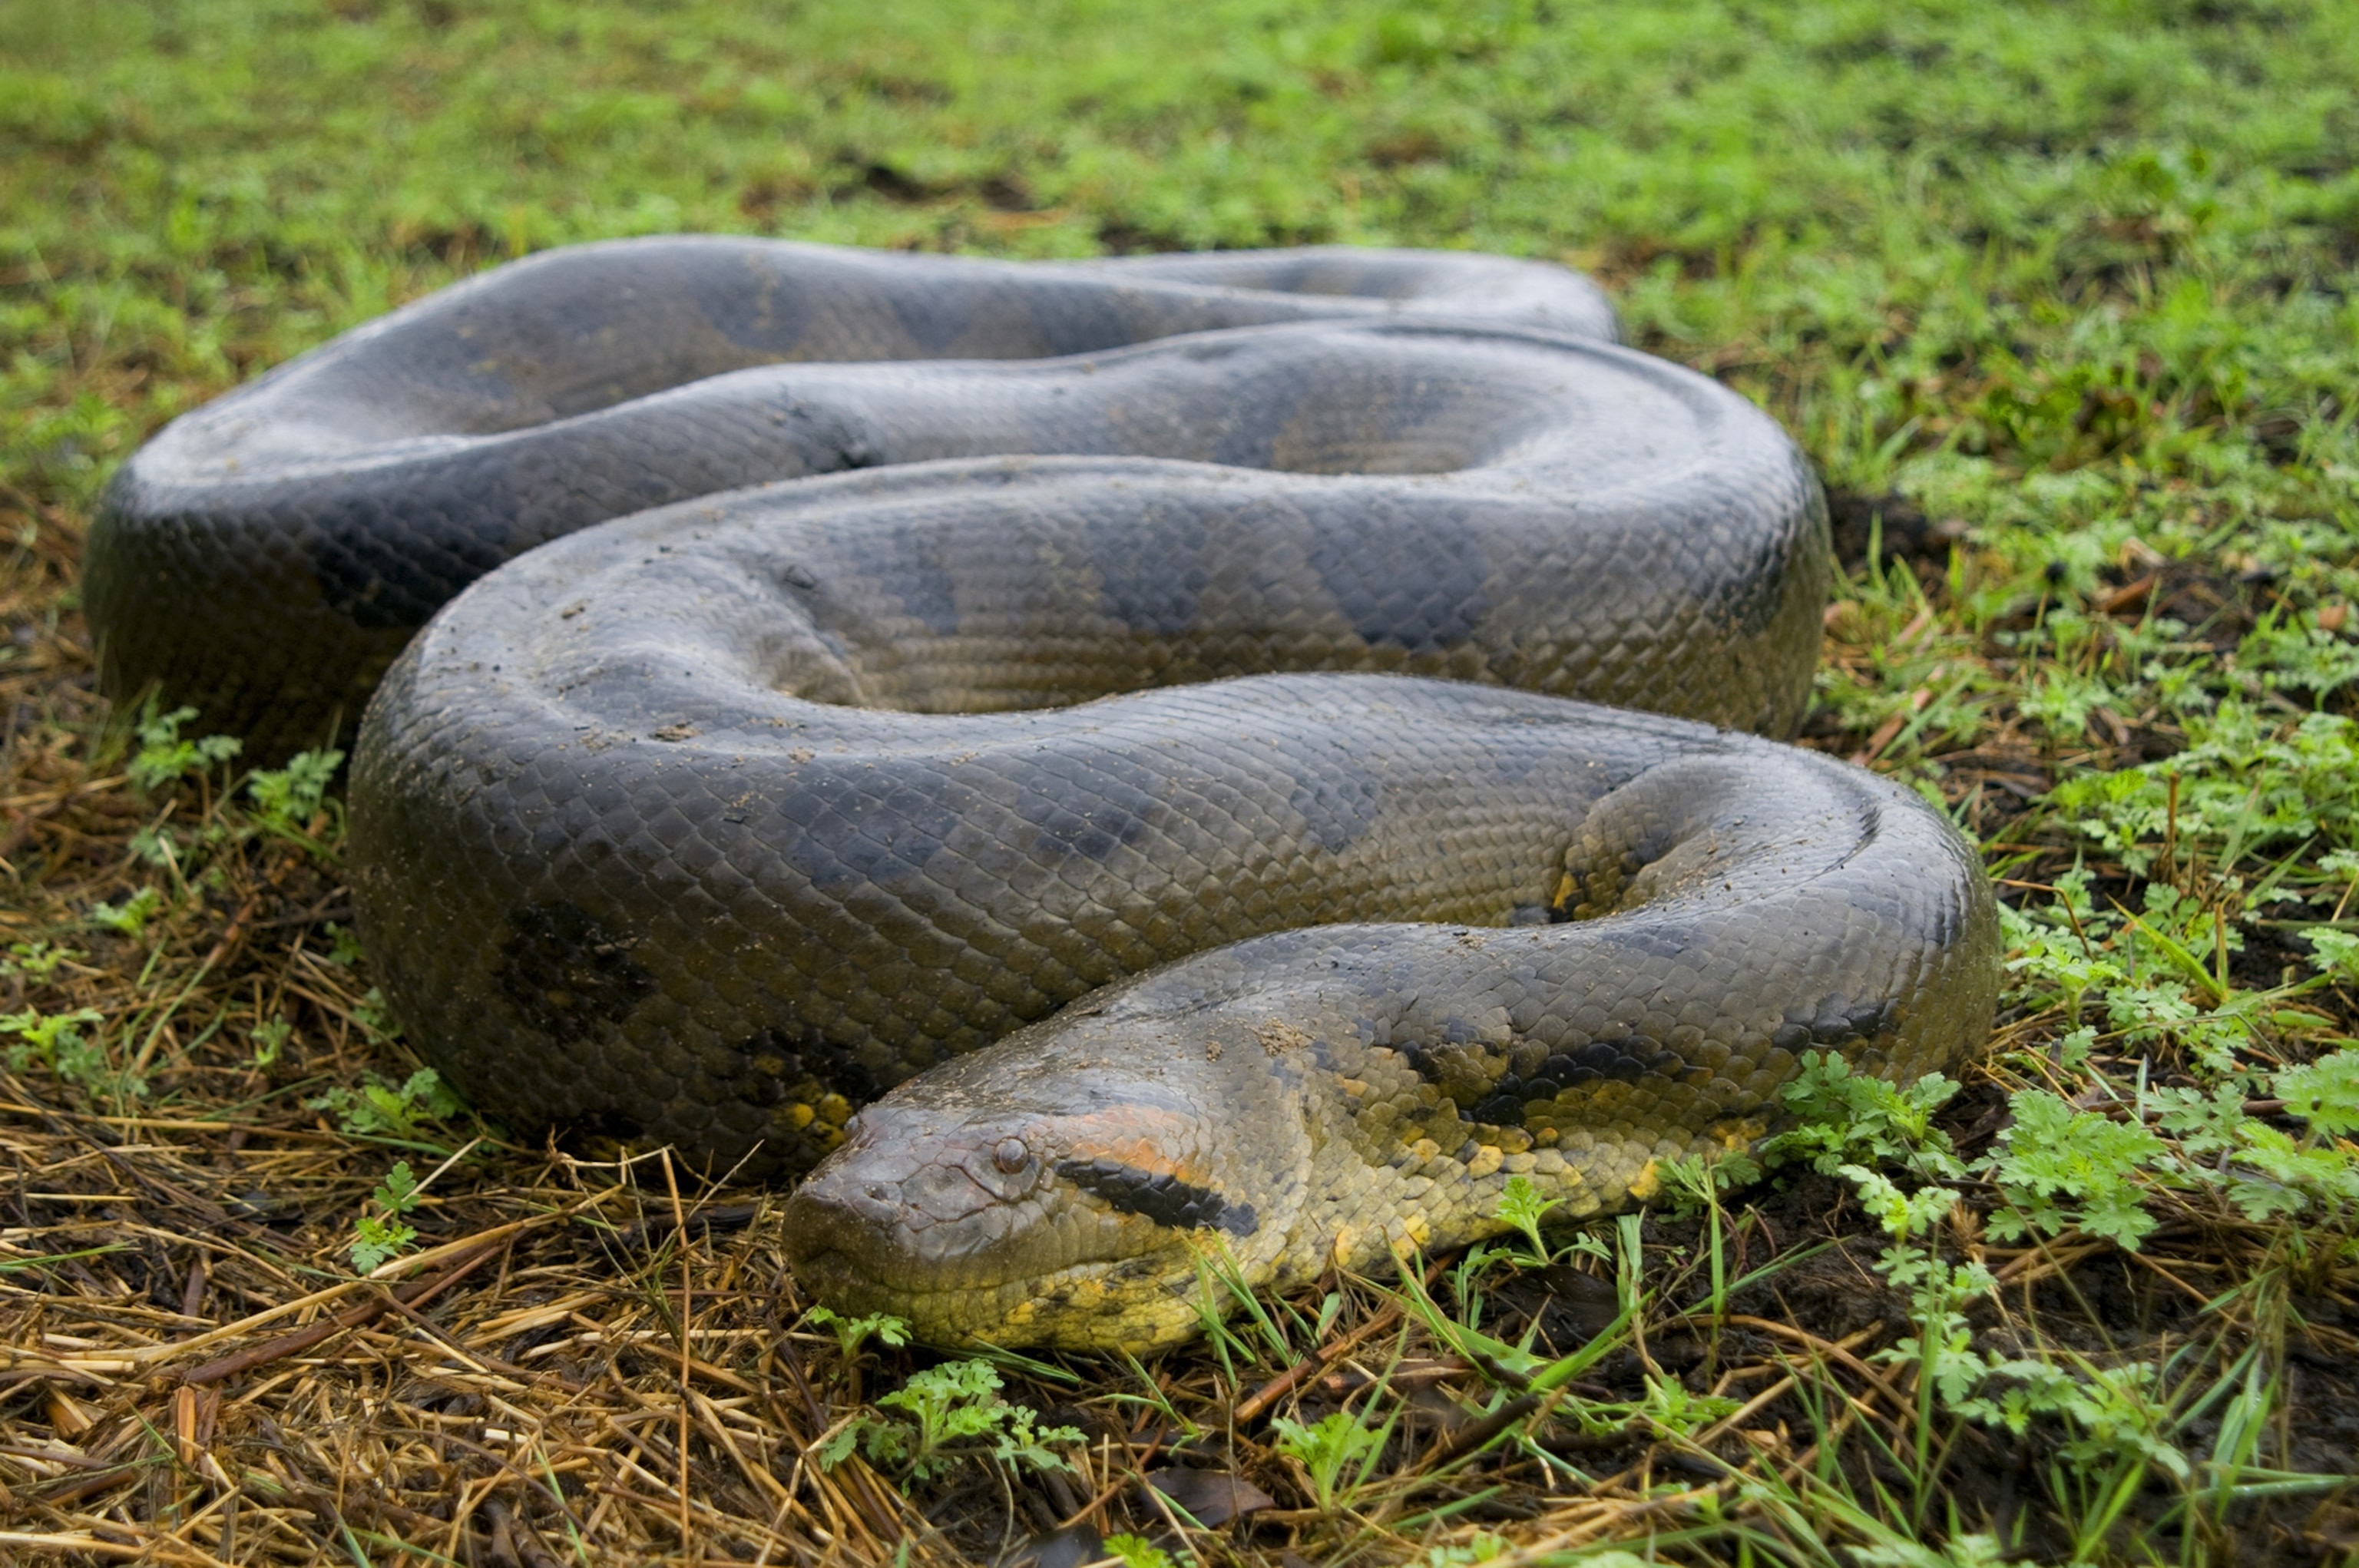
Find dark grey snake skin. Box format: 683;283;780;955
84;240;1998;1351
86;238;1614;759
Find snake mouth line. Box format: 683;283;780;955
786;1240;1193;1337
782;1174;1207;1303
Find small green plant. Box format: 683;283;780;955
1762;1050;1964;1181
1451;1174;1610;1328
127;819;187;869
2001;874;2283;1076
249;1014;293;1070
802;1305;911;1360
125;700;242;793
1975;1049;2359;1262
1765;1032;2351;1547
322;923;366;967
307;1067;462;1138
1463;1175;1605;1265
352;986;402;1042
1103;1536;1179;1568
2154;1053;2359;1245
2239;616;2359;704
1633;1369;1742;1441
2017;664;2122;745
1961;1355;2189;1483
2203;1115;2359;1229
1851;1534;2010;1568
2000;872;2126;1029
816;1358;1080;1481
2;941;81;983
0;1004;108;1083
1765;1049;2014;1519
1953;1350;2225;1563
1848;1167;1994;1401
1843;1163;1999;1521
2301;925;2359;984
2274;1045;2359;1136
87;887;164;938
1494;1173;1560;1262
1270;1407;1391;1515
800;1306;911;1404
1981;1090;2175;1249
349;1160;422;1272
246;747;345;849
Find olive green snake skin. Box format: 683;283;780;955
86;238;1999;1350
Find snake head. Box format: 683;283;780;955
784;1013;1304;1351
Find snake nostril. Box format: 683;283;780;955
993;1137;1030;1175
865;1183;892;1202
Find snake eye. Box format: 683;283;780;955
993;1137;1031;1175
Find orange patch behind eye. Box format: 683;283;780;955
1056;1107;1208;1189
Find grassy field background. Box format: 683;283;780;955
5;1;2359;1563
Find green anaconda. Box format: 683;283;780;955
85;239;1999;1351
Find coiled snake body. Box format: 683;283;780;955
88;240;1998;1350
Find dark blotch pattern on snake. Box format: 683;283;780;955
84;239;1998;1350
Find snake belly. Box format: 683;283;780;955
86;238;1998;1351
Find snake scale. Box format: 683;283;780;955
87;238;1998;1350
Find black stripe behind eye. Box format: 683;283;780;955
1055;1159;1259;1237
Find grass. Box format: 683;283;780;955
4;0;2359;1562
